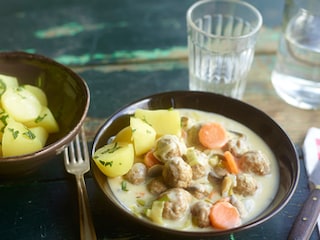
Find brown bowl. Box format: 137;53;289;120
0;51;90;177
91;91;299;237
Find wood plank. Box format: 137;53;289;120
75;54;320;145
1;0;283;65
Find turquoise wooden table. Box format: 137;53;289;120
1;0;320;239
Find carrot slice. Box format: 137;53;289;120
198;122;228;149
224;151;239;174
144;151;161;168
209;201;241;230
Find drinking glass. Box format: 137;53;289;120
271;0;320;109
186;0;262;99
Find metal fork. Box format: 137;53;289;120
64;127;97;240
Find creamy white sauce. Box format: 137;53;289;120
107;109;280;231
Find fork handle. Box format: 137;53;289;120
76;175;97;240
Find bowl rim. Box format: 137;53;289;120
91;90;300;236
0;51;90;163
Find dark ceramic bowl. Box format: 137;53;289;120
91;91;299;237
0;52;90;177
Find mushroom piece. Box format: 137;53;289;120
221;174;237;197
230;195;249;218
186;182;210;199
223;135;250;157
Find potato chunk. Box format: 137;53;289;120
0;74;19;95
24;106;59;133
130;117;156;156
134;109;181;136
23;84;48;106
114;126;132;143
93;142;134;178
1;87;42;122
2;121;47;157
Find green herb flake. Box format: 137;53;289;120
8;128;19;139
101;142;121;155
0;114;9;132
99;160;113;167
121;180;128;191
23;129;36;140
35;113;47;123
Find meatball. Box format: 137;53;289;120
159;188;192;220
191;163;207;180
239;151;271;176
147;177;168;195
124;163;147;185
162;157;193;188
223;135;249;157
233;173;258;196
153;135;187;163
191;201;211;228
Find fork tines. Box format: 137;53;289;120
64;128;89;166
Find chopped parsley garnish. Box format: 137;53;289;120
101;142;121;154
35;113;47;123
23;129;36;140
0;114;9;132
99;160;113;167
121;180;128;191
8;128;19;139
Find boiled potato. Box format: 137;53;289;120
0;76;59;156
23;84;48;106
29;126;48;147
134;109;181;136
0;108;14;138
2;121;47;157
130;117;156;156
0;74;19;95
114;126;132;143
1;87;42;122
24;106;59;133
93;142;134;178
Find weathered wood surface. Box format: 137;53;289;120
79;52;320;146
1;0;320;239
